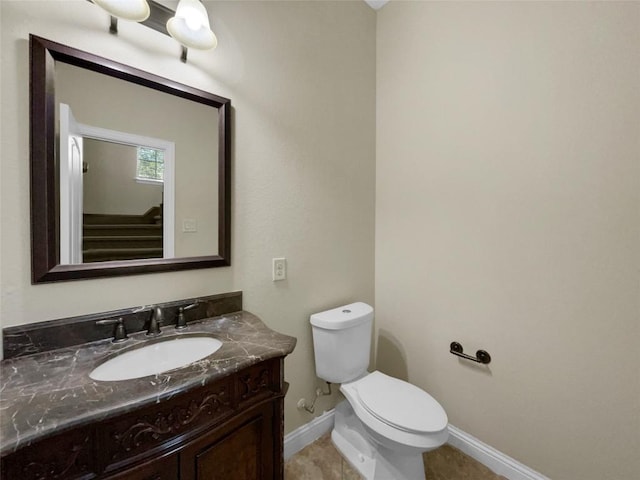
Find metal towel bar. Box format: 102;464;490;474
450;341;491;364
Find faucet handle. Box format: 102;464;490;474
96;317;128;343
179;302;199;313
176;302;199;330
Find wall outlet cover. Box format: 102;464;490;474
273;258;286;281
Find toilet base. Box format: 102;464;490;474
331;401;426;480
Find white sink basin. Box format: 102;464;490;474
90;336;223;381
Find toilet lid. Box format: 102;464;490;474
355;371;448;434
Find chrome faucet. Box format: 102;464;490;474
176;302;199;329
146;306;164;336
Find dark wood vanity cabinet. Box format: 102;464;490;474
1;358;286;480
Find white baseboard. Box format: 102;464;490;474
284;409;335;460
284;410;549;480
447;424;550;480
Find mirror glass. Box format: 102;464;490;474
30;36;231;283
55;62;218;264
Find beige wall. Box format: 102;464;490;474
0;0;376;434
376;2;639;480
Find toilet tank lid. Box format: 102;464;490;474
310;302;373;330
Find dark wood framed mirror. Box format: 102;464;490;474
30;35;231;283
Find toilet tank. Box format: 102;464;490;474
310;302;373;384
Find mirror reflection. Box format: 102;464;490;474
55;62;219;265
72;135;169;264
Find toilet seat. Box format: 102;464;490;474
340;371;449;451
355;371;448;434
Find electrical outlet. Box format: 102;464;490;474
272;258;286;281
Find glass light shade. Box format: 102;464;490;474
167;0;217;50
92;0;150;22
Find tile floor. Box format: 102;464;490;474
284;433;508;480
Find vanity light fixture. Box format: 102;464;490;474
92;0;150;21
167;0;218;60
90;0;217;63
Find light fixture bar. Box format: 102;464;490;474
140;0;172;36
140;0;189;62
89;0;191;62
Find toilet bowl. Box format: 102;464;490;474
310;303;448;480
334;371;448;480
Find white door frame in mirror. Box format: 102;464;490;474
59;103;84;264
59;104;176;263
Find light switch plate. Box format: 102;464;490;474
182;218;197;233
272;258;286;281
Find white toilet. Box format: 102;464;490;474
310;302;448;480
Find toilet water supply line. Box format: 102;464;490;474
297;382;332;414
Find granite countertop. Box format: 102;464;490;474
0;311;296;456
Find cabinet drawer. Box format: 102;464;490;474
105;453;177;480
100;377;234;472
236;359;280;408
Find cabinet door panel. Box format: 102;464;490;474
181;402;275;480
196;416;263;480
